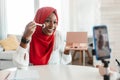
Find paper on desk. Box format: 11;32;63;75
8;69;40;80
0;70;11;80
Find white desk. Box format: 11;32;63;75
0;65;118;80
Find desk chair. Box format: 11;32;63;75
65;32;92;65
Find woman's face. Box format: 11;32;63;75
42;12;58;35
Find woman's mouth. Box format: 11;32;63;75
47;28;55;33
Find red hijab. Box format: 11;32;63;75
30;7;58;65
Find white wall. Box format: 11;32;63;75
100;0;120;67
69;0;100;37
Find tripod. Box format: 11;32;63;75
101;59;110;80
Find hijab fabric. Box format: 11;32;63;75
30;7;58;65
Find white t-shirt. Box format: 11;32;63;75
13;30;72;69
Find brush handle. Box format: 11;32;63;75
35;23;43;26
34;21;45;28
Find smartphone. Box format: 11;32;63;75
93;25;111;60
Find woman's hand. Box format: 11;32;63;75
20;21;36;48
23;21;36;40
64;49;69;55
98;65;106;76
97;65;116;76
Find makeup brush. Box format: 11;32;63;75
34;21;45;28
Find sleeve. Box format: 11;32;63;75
12;46;29;69
57;30;72;64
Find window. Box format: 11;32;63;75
6;0;34;35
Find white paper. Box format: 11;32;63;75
0;71;11;80
8;69;40;80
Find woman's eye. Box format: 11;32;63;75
54;21;57;24
45;20;57;24
45;20;50;23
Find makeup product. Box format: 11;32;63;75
34;21;55;31
34;22;45;28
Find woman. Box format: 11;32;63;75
13;7;72;68
97;30;110;58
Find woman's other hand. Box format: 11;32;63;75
98;65;106;76
23;21;36;40
64;49;69;55
97;65;116;76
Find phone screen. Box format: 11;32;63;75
93;25;110;60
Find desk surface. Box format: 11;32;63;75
0;65;117;80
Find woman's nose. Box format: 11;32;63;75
49;21;55;28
